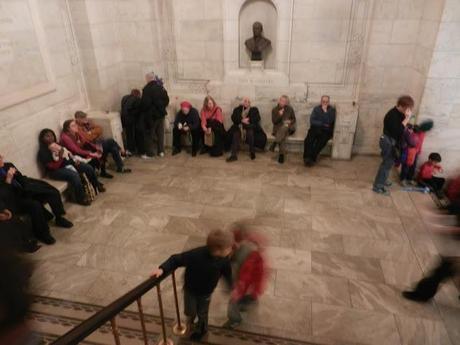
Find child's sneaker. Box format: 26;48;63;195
372;187;390;196
222;320;241;329
400;180;409;187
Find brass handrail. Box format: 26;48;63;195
52;273;174;345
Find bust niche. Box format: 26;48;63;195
239;0;277;70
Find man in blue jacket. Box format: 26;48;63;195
303;95;336;166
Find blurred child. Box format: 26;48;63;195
223;226;268;329
418;152;445;197
400;120;433;185
151;229;233;341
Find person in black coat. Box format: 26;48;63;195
226;97;267;162
140;72;170;158
121;89;142;155
303;95;336;166
0;197;40;253
151;229;233;341
372;95;413;195
0;154;73;244
172;101;202;157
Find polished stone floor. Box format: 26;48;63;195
28;152;459;345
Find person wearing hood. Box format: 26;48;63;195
200;96;226;157
141;72;170;158
172;101;201;157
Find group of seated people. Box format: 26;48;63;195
0;111;133;252
121;83;337;165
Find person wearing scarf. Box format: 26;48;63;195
200;96;225;157
38;129;105;206
226;97;267;162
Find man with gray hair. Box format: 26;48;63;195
270;95;296;164
140;72;170;158
303;95;336;167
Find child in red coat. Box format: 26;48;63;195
417;152;445;197
223;227;268;329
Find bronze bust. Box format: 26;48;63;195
245;21;271;61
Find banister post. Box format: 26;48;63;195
110;317;121;345
171;270;187;336
156;284;174;345
136;298;149;345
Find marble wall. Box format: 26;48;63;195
0;0;87;178
418;0;460;176
355;0;446;154
2;0;459;174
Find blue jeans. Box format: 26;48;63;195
373;135;396;189
49;163;98;202
102;138;123;170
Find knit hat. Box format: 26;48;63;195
180;101;192;110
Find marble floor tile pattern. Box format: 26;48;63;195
28;153;459;345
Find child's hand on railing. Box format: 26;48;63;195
150;268;164;278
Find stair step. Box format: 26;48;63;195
28;295;320;345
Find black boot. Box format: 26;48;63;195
55;216;73;228
250;152;256;160
278;154;285;164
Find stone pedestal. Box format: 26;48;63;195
331;104;359;160
250;60;264;72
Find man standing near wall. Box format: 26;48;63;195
141;72;170;159
372;95;413;195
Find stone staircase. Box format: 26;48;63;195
28;295;319;345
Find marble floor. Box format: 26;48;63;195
28;151;459;345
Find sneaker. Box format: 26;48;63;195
385;180;393;187
250;152;256;160
24;240;41;253
190;331;207;341
400;180;408;187
141;154;153;160
79;199;92;206
172;148;181;156
125;150;133;157
222;320;241;329
159;152;165;158
38;233;56;245
402;290;431;303
372;187;390;196
55;217;73;228
226;155;237;162
304;158;314;167
278;154;285;164
116;167;132;173
100;171;113;179
98;184;106;193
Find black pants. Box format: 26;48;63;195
184;290;211;334
49;164;99;203
16;198;51;239
204;120;225;157
406;257;458;301
0;216;36;252
24;182;65;218
421;177;445;194
230;128;255;156
102;138;123;171
400;156;418;181
123;122;136;153
173;127;201;153
303;126;332;162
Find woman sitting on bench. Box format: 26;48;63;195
38;129;105;206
